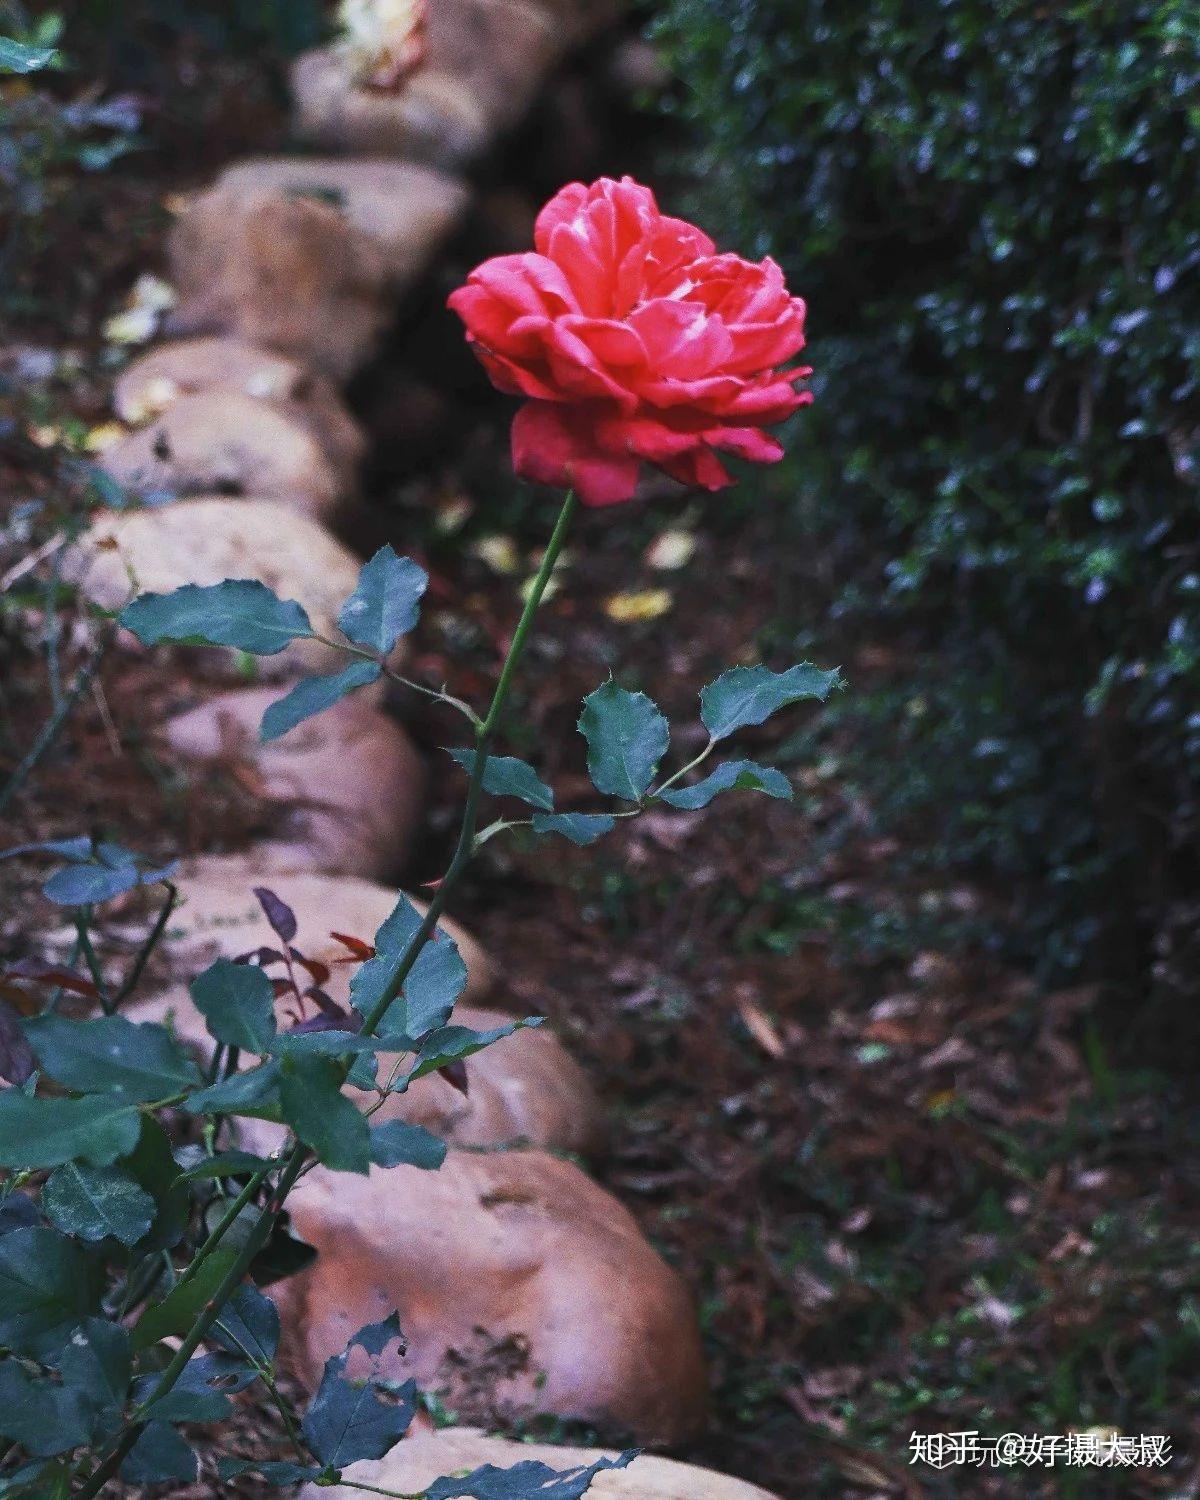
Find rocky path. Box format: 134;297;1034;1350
59;5;779;1496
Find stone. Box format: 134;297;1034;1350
98;390;356;520
291;0;623;167
160;685;426;880
112;337;366;476
155;854;495;1006
302;1429;779;1500
273;1149;706;1445
167;160;468;379
61;496;370;681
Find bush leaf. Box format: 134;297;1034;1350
302;1313;415;1467
369;1120;447;1171
131;1247;239;1352
700;663;842;741
448;749;554;810
0;1092;144;1169
659;759;792;809
42;1162;156;1246
190;959;277;1053
278;1054;370;1174
578;681;669;800
338;545;428;654
260;660;382;742
120;580;313;655
530;812;615;846
0;1226;104;1357
24;1014;202;1101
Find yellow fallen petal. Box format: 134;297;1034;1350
83;422;127;453
604;588;673;623
471;535;521;575
645;529;696;571
117;375;179;425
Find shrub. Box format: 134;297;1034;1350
652;0;1200;1006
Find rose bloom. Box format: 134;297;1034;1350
448;176;811;506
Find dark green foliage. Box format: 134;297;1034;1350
654;0;1200;997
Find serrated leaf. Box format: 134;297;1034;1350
658;758;793;809
131;1246;240;1351
404;1018;542;1085
124;1118;189;1251
210;1283;280;1366
260;660;382;742
394;931;467;1039
369;1120;447;1170
0;1092;143;1169
448;749;553;810
217;1457;321;1485
337;545;428;653
24;1014;201;1101
577;681;669;800
53;1318;131;1444
190;959;277;1053
120;579;313;655
0;37;59;72
351;897;467;1039
700;662;842;740
42;1162;156;1246
530;812;616;846
271;1029;378;1058
42;861;140;906
184;1059;283;1121
136;1352;256;1423
278;1054;369;1174
424;1451;638;1499
175;1149;273;1182
0;1361;91;1457
119;1422;197;1485
0;1227;103;1357
302;1313;414;1467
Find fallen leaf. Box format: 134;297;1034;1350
604;588;673;623
645;529;696;570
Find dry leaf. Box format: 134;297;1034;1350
645;529;696;570
604;588;673;623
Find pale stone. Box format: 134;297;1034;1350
98;390;355;520
291;0;623;166
160;685;426;880
61;496;369;681
167;160;468;379
157;854;494;1006
302;1428;779;1500
112;337;366;476
274;1149;707;1445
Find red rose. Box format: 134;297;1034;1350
448;176;812;507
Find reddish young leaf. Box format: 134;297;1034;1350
1;959;100;999
291;950;331;987
330;932;375;961
438;1060;470;1096
234;946;287;968
253;886;298;944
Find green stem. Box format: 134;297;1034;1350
69;489;579;1496
357;488;577;1041
109;882;177;1010
74;1146;307;1498
173;1161;274;1292
0;632;108;817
